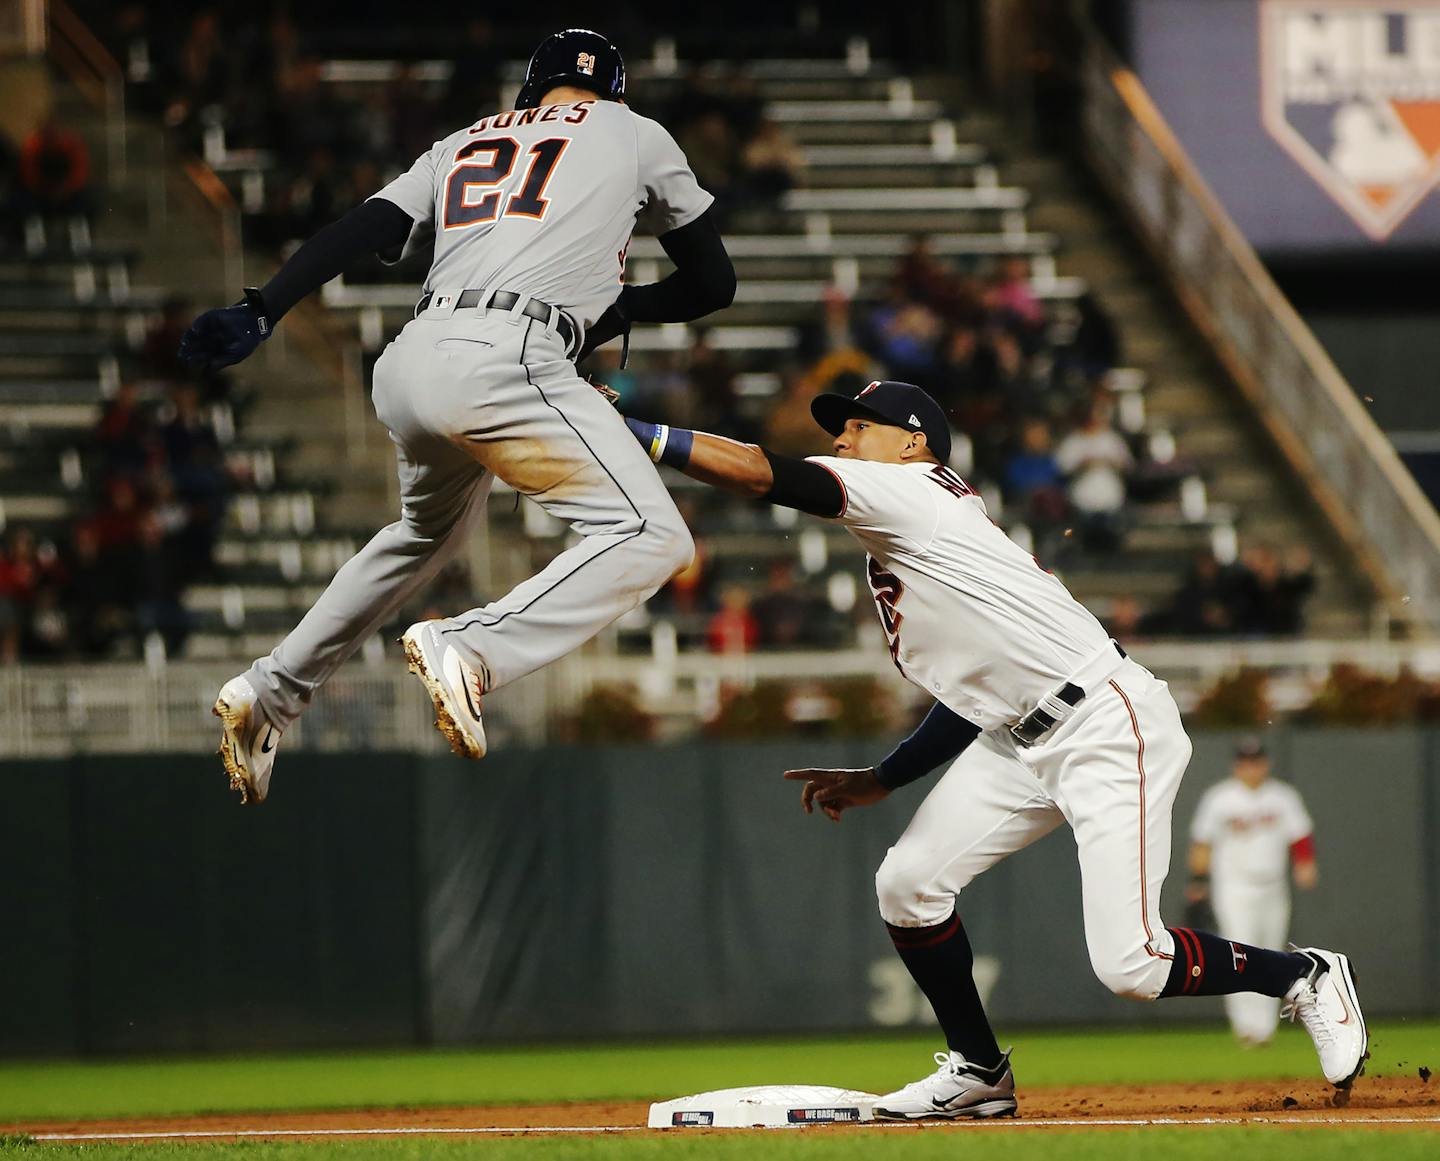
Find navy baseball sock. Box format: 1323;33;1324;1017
1160;927;1315;998
886;912;1004;1070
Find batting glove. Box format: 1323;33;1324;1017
178;288;272;374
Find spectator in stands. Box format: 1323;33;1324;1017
677;109;741;216
142;296;196;384
1160;550;1240;637
706;584;759;654
1234;545;1316;637
0;586;16;664
162;9;226;138
752;559;817;649
65;524;127;658
1066;291;1122;380
764;358;872;459
739;117;806;204
932;325;1006;456
1004;417;1068;533
866;283;942;382
1105;593;1146;644
161;383;228;581
0;527;71;661
25;585;71;658
985;254;1045;341
1053;399;1133;553
84;475;145;555
444;18;501;123
96;381;158;477
688;328;752;440
380;63;438;166
129;512;190;657
895;237;983;325
655;496;711;621
16;117;92;228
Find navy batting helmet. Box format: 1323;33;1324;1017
516;29;626;110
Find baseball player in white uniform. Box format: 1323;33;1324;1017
1188;737;1319;1045
178;30;735;803
621;379;1367;1117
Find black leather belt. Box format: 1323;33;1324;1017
415;289;578;352
1009;642;1127;747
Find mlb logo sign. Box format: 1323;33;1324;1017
1261;2;1440;240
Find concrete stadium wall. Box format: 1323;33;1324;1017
2;730;1434;1055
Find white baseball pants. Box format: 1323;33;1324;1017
877;658;1192;1001
1213;880;1291;1041
245;307;693;730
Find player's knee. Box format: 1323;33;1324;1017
1089;944;1170;1002
875;848;953;927
645;510;694;578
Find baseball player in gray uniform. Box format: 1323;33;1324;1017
620;380;1367;1117
179;30;734;803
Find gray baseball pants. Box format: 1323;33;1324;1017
244;303;693;731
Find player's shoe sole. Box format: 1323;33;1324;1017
1286;946;1368;1089
401;623;487;760
873;1098;1018;1121
213;681;274;806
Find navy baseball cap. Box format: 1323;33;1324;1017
1235;736;1267;758
811;380;952;463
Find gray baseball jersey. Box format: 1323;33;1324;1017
244;97;708;745
371;100;714;328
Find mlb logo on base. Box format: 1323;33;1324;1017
1262;1;1440;239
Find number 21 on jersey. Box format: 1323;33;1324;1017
443;137;570;229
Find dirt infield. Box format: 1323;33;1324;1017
12;1077;1440;1141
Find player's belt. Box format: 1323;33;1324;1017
415;288;578;352
1009;641;1127;747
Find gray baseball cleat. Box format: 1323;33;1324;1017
873;1049;1017;1120
401;620;488;759
1283;946;1368;1088
213;675;283;805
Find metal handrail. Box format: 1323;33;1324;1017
46;0;126;183
180;158;245;292
1075;12;1440;634
4;638;1440;757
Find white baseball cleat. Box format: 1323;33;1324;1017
873;1049;1017;1120
401;620;487;759
1283;946;1368;1088
212;675;283;805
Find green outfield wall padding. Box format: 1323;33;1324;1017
1;730;1431;1055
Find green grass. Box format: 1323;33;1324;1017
1;1021;1437;1123
4;1131;1440;1161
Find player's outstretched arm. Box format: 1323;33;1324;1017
784;702;981;822
578;209;735;361
178;199;414;374
623;417;846;518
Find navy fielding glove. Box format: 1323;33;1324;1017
178;287;272;374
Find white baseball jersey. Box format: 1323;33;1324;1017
808;456;1121;729
370;100;713;328
1190;778;1313;887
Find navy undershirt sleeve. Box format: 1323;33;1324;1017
759;449;846;517
875;701;982;790
579;209;735;358
259;198;415;321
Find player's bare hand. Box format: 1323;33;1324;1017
783;767;889;822
587;375;620;407
1293;860;1319;891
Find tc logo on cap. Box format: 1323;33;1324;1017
576;52;596;75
